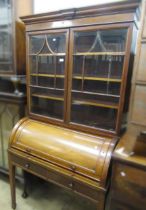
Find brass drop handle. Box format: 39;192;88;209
71;165;76;171
26;148;31;153
25;163;30;169
120;171;126;177
69;182;73;188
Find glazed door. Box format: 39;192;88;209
0;0;13;73
67;25;129;133
28;29;69;121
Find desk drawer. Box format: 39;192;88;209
47;170;103;207
47;170;101;202
10;153;48;179
10;152;103;206
47;169;73;190
10;153;74;189
73;181;102;202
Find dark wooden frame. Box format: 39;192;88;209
26;29;69;123
67;23;134;135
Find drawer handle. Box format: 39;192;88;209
71;165;76;171
26;148;31;153
120;171;126;177
25;163;30;169
69;182;73;188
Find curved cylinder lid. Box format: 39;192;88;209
10;118;117;187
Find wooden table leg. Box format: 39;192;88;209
9;157;16;209
22;171;28;198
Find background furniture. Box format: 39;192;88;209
0;0;33;75
0;86;26;177
109;125;146;210
109;1;146;209
0;0;25;75
130;0;146;127
0;0;33;176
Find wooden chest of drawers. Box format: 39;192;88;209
109;125;146;210
110;163;146;209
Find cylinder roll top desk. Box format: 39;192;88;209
8;1;141;209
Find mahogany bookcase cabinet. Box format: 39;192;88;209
8;1;141;210
0;0;26;75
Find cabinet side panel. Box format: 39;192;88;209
16;21;26;75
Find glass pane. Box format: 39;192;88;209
73;55;124;78
29;33;66;54
47;34;66;53
70;28;127;131
36;55;65;74
72;80;121;95
29;32;67;120
29;55;37;73
71;104;117;130
0;0;13;72
31;96;64;119
74;29;127;53
29;35;45;54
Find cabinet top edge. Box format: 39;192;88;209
21;0;141;25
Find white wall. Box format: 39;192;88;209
15;0;34;18
34;0;124;14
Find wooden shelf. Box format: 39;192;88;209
73;75;122;82
72;99;118;109
73;52;125;56
30;85;64;91
72;90;120;98
32;93;64;101
29;53;66;56
0;61;12;64
30;73;64;78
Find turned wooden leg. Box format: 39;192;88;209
9;157;16;209
22;171;28;198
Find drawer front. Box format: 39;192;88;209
73;181;101;202
10;153;104;207
109;199;136;210
11;154;48;179
112;163;146;208
131;85;146;126
11;153;74;189
47;169;73;190
47;170;102;202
